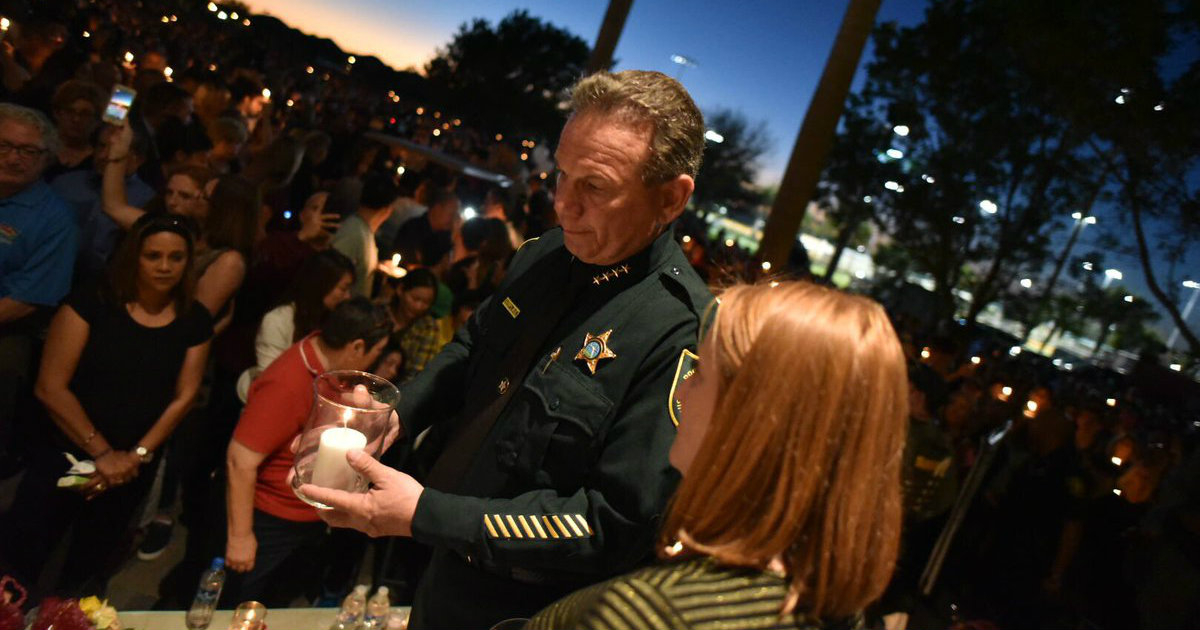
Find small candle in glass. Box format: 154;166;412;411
229;601;266;630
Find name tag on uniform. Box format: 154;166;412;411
502;297;520;318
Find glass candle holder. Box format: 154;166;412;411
228;601;266;630
292;370;400;509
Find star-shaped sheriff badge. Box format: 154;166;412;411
575;330;617;374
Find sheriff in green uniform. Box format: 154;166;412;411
302;69;713;629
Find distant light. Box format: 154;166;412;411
769;281;780;288
1064;363;1074;371
761;261;772;272
893;124;910;136
1020;278;1033;289
1053;358;1063;367
286;99;294;107
725;239;735;247
124;51;134;63
1084;216;1097;225
704;129;724;143
1153;102;1165;112
453;118;461;127
242;18;251;26
863;195;872;203
1124;295;1134;303
1115;94;1126;105
433;111;441;119
855;270;866;279
1183;280;1200;289
462;206;477;220
442;123;450;130
1009;345;1022;356
83;30;90;38
229;11;238;20
1106;398;1117;407
172;15;178;22
1001;386;1013;397
261;88;271;101
886;148;904;159
207;2;218;11
1082;261;1094;271
217;10;227;20
952;216;965;224
520;152;528;161
162;16;170;23
306;66;314;74
347;55;356;64
884;180;901;191
1072;211;1082;220
494;133;503;141
539;172;548;180
432;129;441;137
920;347;931;360
395;165;405;176
979;199;998;214
415;107;424;115
164;66;173;78
1105;269;1123;280
209;63;217;71
282;210;292;220
971;356;981;365
921;174;935;183
682;235;692;244
1026;399;1039;414
1170;363;1182;372
1113;488;1122;496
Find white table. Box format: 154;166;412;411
117;607;410;630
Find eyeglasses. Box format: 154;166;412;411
0;142;47;159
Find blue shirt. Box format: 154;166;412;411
0;180;78;306
50;170;155;282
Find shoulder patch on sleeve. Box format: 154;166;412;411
667;349;700;428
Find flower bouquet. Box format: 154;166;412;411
0;576;120;630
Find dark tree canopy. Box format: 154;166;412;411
692;108;771;212
424;10;590;143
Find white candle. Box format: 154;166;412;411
311;426;367;491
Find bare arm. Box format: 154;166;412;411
226;438;267;572
195;250;246;319
0;297;35;325
135;341;210;453
100;124;147;231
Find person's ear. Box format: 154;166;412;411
350;338;367;357
654;174;694;228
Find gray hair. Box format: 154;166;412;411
569;70;705;184
0;102;61;158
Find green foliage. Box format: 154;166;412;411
425;10;590;142
693;108;770;212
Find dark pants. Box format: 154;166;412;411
223;509;327;608
0;446;155;596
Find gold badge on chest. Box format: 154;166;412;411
575;329;617;374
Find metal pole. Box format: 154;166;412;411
586;0;634;75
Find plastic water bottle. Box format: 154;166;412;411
362;586;391;630
185;557;226;629
330;584;370;630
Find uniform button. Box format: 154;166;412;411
671;266;681;275
498;378;510;394
550;398;561;411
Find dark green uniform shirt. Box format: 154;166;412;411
396;228;712;629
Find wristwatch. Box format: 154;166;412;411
135;445;153;464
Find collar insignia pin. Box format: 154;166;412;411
575;330;617;374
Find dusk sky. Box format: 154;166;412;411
242;0;1197;340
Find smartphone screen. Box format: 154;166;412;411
102;84;137;125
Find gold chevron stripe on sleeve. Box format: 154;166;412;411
529;514;549;538
517;515;536;538
505;515;524;538
484;514;499;538
493;514;511;538
551;515;573;538
542;516;560;538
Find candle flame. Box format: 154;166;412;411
391;253;401;266
340;408;354;426
971;356;981;364
1111;456;1122;466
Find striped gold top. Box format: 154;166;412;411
525;557;863;630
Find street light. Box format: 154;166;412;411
670;54;697;79
1020;278;1033;289
979;199;998;214
1103;268;1123;289
893;124;910;136
1167;280;1200;350
704;129;724;143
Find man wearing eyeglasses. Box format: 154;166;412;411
0;102;78;465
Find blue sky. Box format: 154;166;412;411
242;0;1198;344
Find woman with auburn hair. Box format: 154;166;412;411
527;281;908;630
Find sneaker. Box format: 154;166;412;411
138;517;174;560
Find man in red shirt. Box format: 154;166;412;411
223;297;391;603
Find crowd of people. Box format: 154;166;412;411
0;2;1196;630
